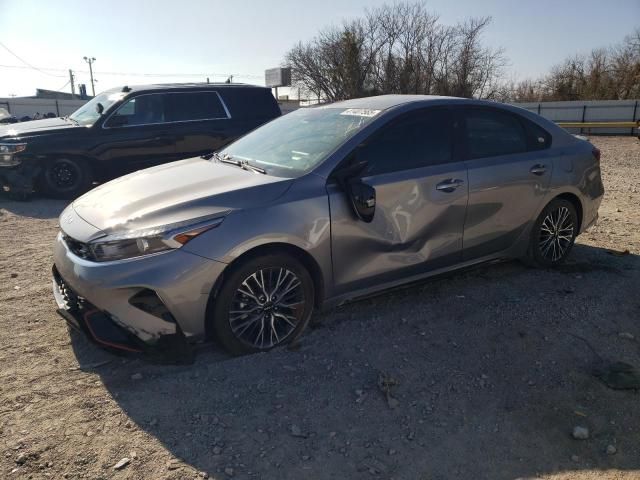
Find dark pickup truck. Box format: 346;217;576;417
0;83;281;198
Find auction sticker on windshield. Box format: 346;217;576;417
340;108;381;117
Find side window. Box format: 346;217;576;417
361;109;453;176
464;108;527;159
522;118;552;151
108;95;165;127
165;92;228;122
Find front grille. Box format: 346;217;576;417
62;234;95;260
52;266;83;311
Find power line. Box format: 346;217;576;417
0;62;263;79
0;41;66;77
55;79;71;91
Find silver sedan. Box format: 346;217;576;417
52;95;604;358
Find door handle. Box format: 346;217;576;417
435;179;464;192
530;164;547;175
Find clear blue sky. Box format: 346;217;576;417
0;0;638;97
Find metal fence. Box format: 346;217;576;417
2;96;638;136
514;99;639;135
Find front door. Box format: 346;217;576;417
457;106;554;260
328;107;469;295
97;93;177;175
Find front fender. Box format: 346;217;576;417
182;188;333;298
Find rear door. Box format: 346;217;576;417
458;106;553;260
328;107;469;295
165;91;233;158
98;93;177;174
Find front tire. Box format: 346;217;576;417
526;198;578;267
211;254;315;355
41;158;93;199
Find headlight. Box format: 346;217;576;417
0;143;26;153
87;216;224;262
0;143;27;167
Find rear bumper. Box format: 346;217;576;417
581;191;603;233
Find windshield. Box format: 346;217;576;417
221;107;381;177
69;91;127;126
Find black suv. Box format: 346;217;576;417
0;83;281;198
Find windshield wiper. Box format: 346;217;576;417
217;153;266;174
64;116;79;125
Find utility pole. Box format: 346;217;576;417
83;56;96;97
68;69;76;98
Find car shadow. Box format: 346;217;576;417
69;242;640;479
0;195;68;219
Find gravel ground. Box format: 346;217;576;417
1;136;639;480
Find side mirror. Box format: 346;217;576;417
332;148;375;222
347;179;376;223
95;102;104;115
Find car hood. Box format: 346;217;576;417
72;157;294;235
0;117;83;139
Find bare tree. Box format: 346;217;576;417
284;2;507;101
506;29;640;102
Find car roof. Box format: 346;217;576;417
322;94;572;147
327;94;465;110
324;94;531;112
104;83;270;94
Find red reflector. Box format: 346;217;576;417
592;147;601;163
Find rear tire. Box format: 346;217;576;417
525;198;578;267
211;253;315;355
40;157;93;200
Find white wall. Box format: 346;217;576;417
0;98;87;118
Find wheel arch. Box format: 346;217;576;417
204;242;325;340
554;192;583;233
36;154;96;198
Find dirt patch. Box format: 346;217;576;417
1;137;639;479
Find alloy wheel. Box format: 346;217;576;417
229;267;305;349
49;160;80;190
539;206;575;262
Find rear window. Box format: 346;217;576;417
220;88;280;119
165;92;228;121
464;108;528;159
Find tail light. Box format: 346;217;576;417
592;147;601;163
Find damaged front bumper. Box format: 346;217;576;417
52;231;227;363
0;158;41;195
53;267;194;363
